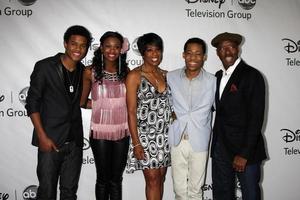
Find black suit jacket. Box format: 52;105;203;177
26;53;84;148
211;59;267;164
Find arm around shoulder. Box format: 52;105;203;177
80;66;92;109
125;70;140;144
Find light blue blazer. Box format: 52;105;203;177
167;68;216;152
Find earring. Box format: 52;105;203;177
101;54;104;68
118;56;121;74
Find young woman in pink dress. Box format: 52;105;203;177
80;31;130;200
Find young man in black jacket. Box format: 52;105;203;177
26;25;92;200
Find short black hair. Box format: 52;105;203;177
184;37;207;54
63;25;92;47
137;33;163;56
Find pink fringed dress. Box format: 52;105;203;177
90;70;129;140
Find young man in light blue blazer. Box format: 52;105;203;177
167;38;216;200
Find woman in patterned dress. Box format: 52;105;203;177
126;33;172;200
80;31;130;200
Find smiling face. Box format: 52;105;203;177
142;44;162;67
64;35;88;63
217;40;239;70
100;36;122;63
183;42;206;73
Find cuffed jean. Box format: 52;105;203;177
37;141;82;200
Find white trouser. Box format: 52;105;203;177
171;136;208;200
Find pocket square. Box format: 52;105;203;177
230;83;238;92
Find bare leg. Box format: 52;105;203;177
143;168;167;200
160;167;167;199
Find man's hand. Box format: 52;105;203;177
29;112;58;152
233;155;247;172
38;134;58;152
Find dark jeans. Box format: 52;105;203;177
212;158;262;200
90;136;129;200
37;141;82;200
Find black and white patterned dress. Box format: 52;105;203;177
126;76;172;173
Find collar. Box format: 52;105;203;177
180;67;203;80
221;57;241;75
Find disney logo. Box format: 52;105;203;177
0;95;4;103
281;128;300;143
0;192;9;200
282;38;300;53
185;0;225;9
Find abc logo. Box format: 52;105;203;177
238;0;256;10
17;0;37;6
83;137;90;150
234;180;242;198
19;86;29;105
23;185;38;200
132;37;141;56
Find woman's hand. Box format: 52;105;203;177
133;144;145;160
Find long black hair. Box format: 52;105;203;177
92;31;128;83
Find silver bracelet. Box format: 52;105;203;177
133;143;141;148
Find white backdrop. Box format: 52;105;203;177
1;0;300;199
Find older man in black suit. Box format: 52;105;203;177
26;25;92;200
210;32;267;200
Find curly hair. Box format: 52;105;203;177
92;31;128;83
64;25;92;47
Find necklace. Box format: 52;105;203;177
61;55;76;93
66;69;76;93
142;65;160;87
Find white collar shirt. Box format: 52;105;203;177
219;57;241;99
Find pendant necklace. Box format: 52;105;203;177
152;70;160;88
66;70;76;93
142;65;160;87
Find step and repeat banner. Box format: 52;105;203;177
0;0;299;199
